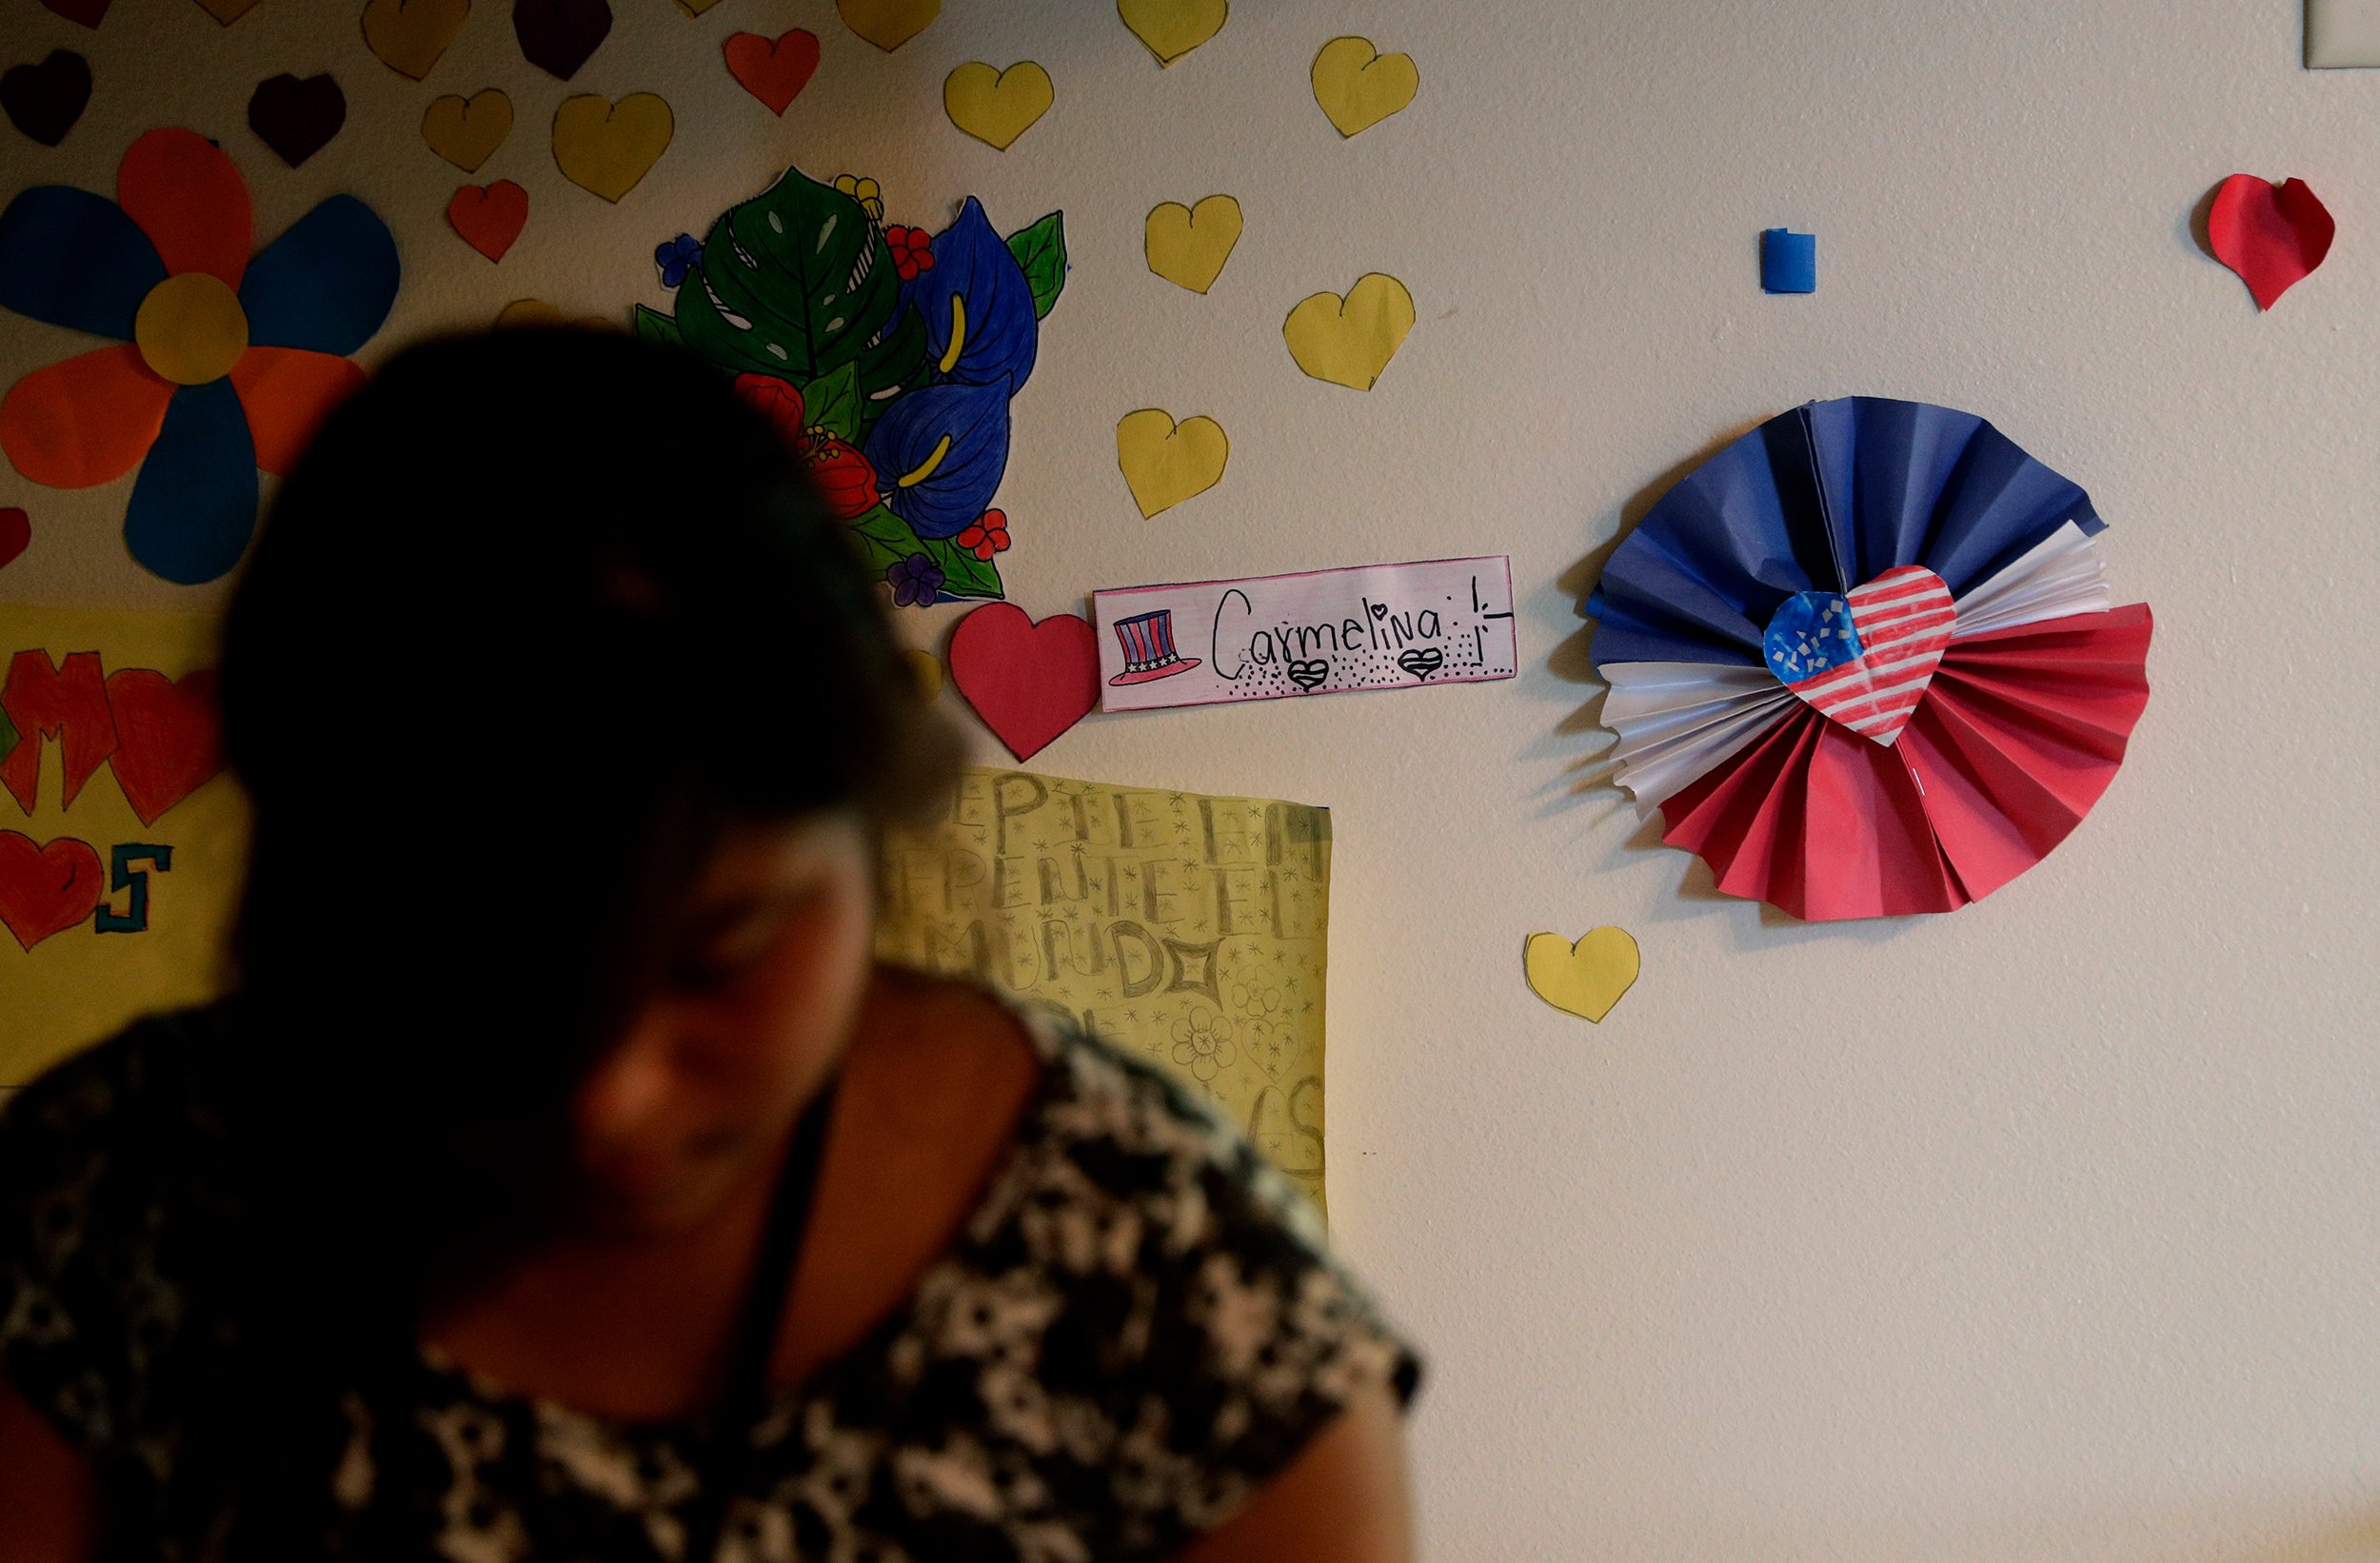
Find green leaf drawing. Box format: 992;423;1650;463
0;703;16;768
845;504;922;576
1004;211;1067;321
800;363;863;443
631;303;684;349
674;166;927;409
922;535;1004;600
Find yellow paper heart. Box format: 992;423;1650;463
552;93;674;203
1119;0;1226;65
1310;35;1418;137
422;89;513;173
1117;409;1228;519
1523;928;1640;1024
195;0;262;22
943;62;1053;151
838;0;939;51
1145;195;1242;294
361;0;469;82
1283;272;1414;390
902;649;944;702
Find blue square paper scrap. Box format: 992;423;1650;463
1761;228;1816;294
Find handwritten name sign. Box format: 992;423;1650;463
1093;556;1517;711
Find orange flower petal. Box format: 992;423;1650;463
230;346;363;475
118;129;253;288
0;345;174;487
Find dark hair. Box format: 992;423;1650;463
205;328;958;1543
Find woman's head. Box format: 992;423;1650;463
219;327;959;1255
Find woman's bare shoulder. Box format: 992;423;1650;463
773;967;1042;1383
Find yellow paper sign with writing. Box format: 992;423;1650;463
0;607;246;1087
877;767;1331;1211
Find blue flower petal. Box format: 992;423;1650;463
240;195;400;356
863;380;1010;540
0;186;165;340
907;198;1037;391
124;380;258;585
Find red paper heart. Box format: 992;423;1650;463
724;30;820;116
948;603;1099;762
0;508;28;570
105;667;223;826
0;831;104;951
2209;174;2334;311
448;181;528;262
40;0;111;28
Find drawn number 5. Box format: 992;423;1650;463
94;843;172;935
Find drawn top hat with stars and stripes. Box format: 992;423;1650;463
1107;609;1202;686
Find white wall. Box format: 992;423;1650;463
6;2;2379;1558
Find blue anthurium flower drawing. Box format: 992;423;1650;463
633;165;1066;606
903;197;1038;393
863;378;1011;540
653;232;703;289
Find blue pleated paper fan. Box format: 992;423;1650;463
1587;397;2102;670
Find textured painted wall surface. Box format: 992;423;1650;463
4;1;2378;1558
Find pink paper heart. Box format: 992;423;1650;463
2209;174;2334;311
1762;565;1955;746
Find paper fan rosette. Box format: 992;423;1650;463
1586;397;2152;920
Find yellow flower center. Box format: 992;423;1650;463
133;273;249;386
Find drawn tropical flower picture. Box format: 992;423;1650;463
0;129;400;586
638;165;1065;606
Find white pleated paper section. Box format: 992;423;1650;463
1599;663;1799;813
1596;524;2115;814
1950;522;2112;640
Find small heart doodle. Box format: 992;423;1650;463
1286;660;1329;691
1396;647;1444;680
105;667;224;826
1366;601;1388;621
0;832;104;951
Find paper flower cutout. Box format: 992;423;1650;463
1587;397;2153;920
0;129;399;584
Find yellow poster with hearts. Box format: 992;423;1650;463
876;767;1333;1213
0;606;245;1087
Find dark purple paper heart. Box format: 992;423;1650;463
248;72;346;168
39;0;110;27
2;50;91;148
514;0;613;80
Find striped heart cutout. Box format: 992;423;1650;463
1761;564;1954;746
